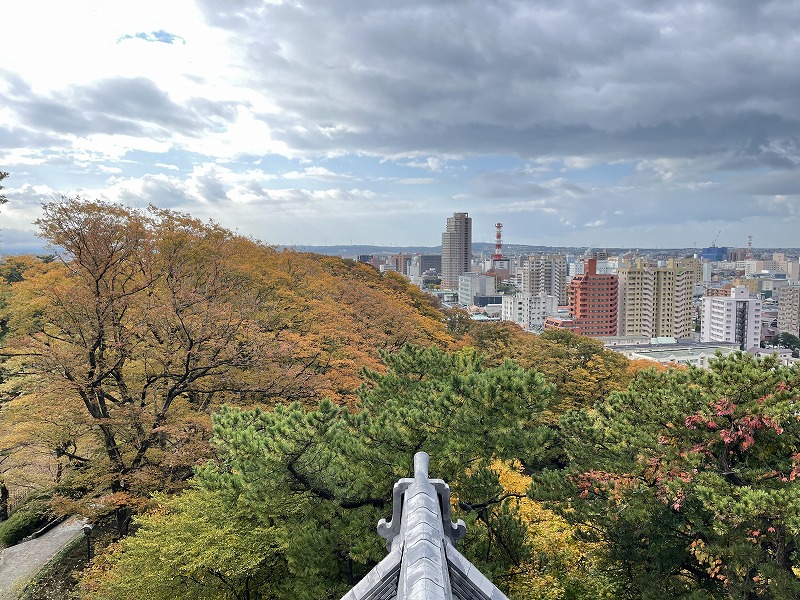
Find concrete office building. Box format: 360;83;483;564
501;292;558;332
569;258;618;278
389;253;414;276
419;254;442;275
458;272;496;306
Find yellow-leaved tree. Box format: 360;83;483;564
493;459;617;599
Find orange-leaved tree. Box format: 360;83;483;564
1;198;317;533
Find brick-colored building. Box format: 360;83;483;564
543;316;581;333
567;258;618;336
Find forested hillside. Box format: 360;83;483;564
0;198;456;534
1;198;798;599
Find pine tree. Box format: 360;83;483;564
83;345;556;598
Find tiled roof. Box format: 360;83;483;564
341;452;509;600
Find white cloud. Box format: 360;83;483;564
175;105;292;158
283;166;341;180
398;178;435;185
72;134;174;159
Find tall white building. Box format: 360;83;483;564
700;285;762;350
701;262;713;282
441;212;472;290
501;292;559;332
520;255;568;305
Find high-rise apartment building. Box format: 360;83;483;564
676;257;703;286
777;286;800;336
441;212;472;290
700;285;761;350
567;258;618;336
617;258;696;339
672;260;698;338
520;254;568;305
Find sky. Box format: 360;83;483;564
1;0;800;254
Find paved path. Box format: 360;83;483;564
0;517;86;599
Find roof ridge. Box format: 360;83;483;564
341;452;509;600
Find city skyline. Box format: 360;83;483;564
2;1;800;255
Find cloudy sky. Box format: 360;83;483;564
2;0;799;254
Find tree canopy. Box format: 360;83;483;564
0;198;453;534
531;352;800;599
2;198;798;599
82;344;562;599
775;332;800;357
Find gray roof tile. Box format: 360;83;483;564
340;453;510;600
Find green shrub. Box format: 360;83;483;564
0;498;53;548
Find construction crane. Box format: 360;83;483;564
711;230;721;247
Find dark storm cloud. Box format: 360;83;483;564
1;75;240;139
0;125;69;150
194;172;230;203
472;170;553;199
197;0;800;162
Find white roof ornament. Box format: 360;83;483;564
341;452;509;600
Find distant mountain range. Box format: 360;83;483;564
282;243;800;259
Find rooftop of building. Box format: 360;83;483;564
600;337;740;350
341;452;508;600
623;345;742;361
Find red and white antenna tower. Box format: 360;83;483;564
493;223;504;260
746;235;753;260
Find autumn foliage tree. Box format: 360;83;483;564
0;198;455;535
464;323;633;417
493;459;616;599
4;200;309;531
531;353;800;599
